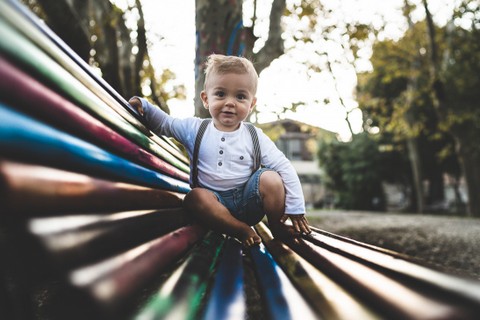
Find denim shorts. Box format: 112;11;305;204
209;168;273;226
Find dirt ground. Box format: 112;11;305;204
306;210;480;280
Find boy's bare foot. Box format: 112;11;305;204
244;234;262;247
236;226;261;247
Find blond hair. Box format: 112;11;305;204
204;54;258;93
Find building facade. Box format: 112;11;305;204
259;119;336;209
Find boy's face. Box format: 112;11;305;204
201;72;257;132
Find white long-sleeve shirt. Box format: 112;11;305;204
140;98;306;214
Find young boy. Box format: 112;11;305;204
129;54;310;246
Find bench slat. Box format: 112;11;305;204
0;104;190;194
28;208;187;271
305;229;480;318
0;19;189;173
255;223;377;319
0;161;184;216
249;243;317;320
203;238;245;320
0;0;150;136
68;225;206;314
0;58;188;182
135;232;225;320
286;236;470;319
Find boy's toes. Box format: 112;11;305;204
244;235;261;247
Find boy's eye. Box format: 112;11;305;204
237;94;246;100
214;91;225;97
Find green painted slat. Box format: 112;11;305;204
135;232;225;320
1;0;191;168
2;0;149;135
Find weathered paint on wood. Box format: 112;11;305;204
136;232;225;320
0;161;183;215
69;225;206;307
0;18;189;173
286;234;470;319
0;59;189;182
249;242;296;320
1;0;149;135
255;223;377;319
29;208;189;271
202;238;245;320
0;104;190;194
306;228;480;317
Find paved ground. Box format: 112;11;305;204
306;210;480;280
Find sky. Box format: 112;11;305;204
116;0;459;140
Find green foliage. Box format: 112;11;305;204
355;7;480;213
358;17;480;155
442;22;480;159
318;133;385;211
357;22;435;140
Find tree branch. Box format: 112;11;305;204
253;0;286;73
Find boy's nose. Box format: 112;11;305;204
225;98;236;107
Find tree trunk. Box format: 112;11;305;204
426;160;445;207
406;134;424;213
132;0;147;97
195;0;244;118
422;0;480;216
455;135;480;216
89;0;122;95
194;0;286;118
403;0;425;213
34;0;91;62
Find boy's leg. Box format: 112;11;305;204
259;171;296;238
183;188;261;246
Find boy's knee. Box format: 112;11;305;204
259;170;284;194
184;188;202;209
183;188;215;211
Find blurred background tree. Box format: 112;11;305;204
357;0;479;216
194;0;286;118
317;133;386;211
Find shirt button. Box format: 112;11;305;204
219;150;223;154
221;137;225;142
218;162;222;166
240;156;244;160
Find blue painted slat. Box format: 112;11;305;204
0;104;190;194
203;238;245;320
249;243;293;320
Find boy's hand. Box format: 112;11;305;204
280;214;311;234
128;97;144;116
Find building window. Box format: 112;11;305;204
277;138;304;160
289;139;302;160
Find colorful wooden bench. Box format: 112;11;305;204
1;1;480;319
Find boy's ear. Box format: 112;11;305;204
249;97;257;112
200;91;208;109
